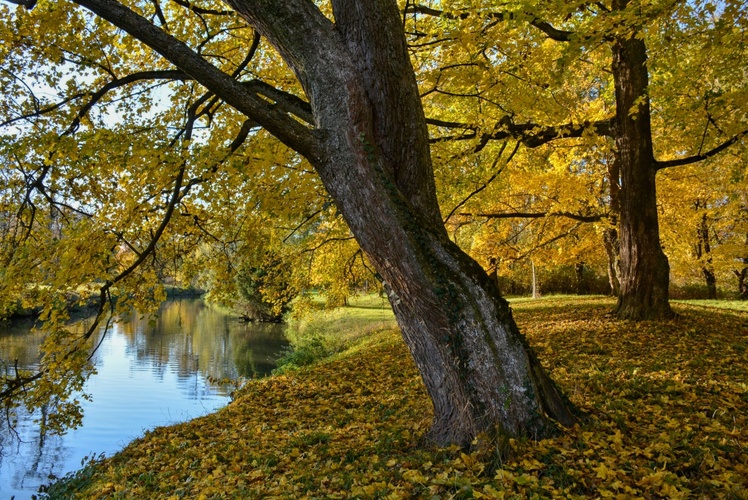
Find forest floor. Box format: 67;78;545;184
47;296;748;499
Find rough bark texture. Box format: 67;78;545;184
225;0;578;445
610;5;674;320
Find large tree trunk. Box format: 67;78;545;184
232;0;578;445
610;4;674;320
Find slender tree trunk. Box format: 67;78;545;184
610;4;674;320
603;228;621;296
695;208;717;299
738;232;748;299
703;268;717;300
489;257;501;294
531;259;538;299
735;267;748;299
604;155;621;297
231;0;578;446
575;262;587;295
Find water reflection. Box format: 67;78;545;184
0;299;288;499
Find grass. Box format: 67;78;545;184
672;298;748;312
46;295;748;499
274;293;397;372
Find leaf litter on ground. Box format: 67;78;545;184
48;296;747;499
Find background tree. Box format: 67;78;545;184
406;0;748;319
659;150;748;299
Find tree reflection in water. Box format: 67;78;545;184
0;299;288;498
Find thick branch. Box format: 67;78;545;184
243;80;313;125
528;18;573;42
428;117;612;148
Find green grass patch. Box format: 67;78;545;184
274;293;396;373
673;298;748;312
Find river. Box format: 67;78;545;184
0;299;289;499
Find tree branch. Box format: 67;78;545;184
169;0;233;16
427;117;612;148
444;140;518;223
510;222;585;262
66;70;191;134
72;0;321;164
405;4;574;41
656;129;748;170
3;0;37;9
462;211;607;223
527;18;573;42
243;80;313;125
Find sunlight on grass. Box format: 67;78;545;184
275;293;397;372
673;299;748;312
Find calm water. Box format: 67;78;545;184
0;299;288;499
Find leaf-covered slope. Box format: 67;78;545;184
56;298;747;498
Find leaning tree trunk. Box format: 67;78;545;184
232;0;578;445
611;6;674;320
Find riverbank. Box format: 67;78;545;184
46;296;748;498
2;285;205;323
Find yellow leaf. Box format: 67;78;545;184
594;463;617;480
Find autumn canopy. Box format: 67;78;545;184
0;0;746;446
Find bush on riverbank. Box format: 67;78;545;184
45;297;748;498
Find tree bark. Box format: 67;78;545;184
575;262;587;295
695;209;717;299
604;154;621;297
735;267;748;299
610;4;674;320
734;230;748;299
603;228;621;296
224;0;577;445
